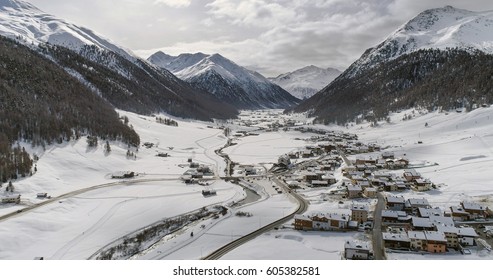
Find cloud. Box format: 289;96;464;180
153;0;192;8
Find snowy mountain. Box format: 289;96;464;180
0;0;238;121
269;66;342;100
292;6;493;124
348;5;493;76
149;51;300;109
0;0;135;61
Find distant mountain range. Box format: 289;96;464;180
148;52;300;109
269;65;342;100
292;6;493;124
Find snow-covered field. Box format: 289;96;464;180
2;107;493;260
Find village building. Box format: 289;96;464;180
461;201;488;220
424;231;447;253
1;194;21;204
386;196;406;211
408;231;427;251
435;225;460;249
311;213;350;231
450;206;470;221
418;207;444;218
457;227;479;246
413;178;433;191
351;205;369;224
381;210;409;224
347;185;362;199
411;217;435;231
321;174;337;185
294;215;312;230
383;232;410;249
405;198;430;213
403;169;422;182
363;187;377;198
344;241;371;260
382;151;395;159
311;180;329;188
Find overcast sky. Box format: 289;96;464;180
28;0;493;76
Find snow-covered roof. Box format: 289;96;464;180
461;201;486;211
429;216;455;227
383;232;410;242
294;215;312;222
450;206;469;214
458;227;479;237
344;240;370;251
418;207;443;218
407;198;430;207
386;196;405;204
347;185;362;191
407;231;426;240
382;210;407;218
412;217;433;228
424;231;447;242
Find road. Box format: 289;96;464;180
372;192;386;260
203;176;308;260
0;177;181;222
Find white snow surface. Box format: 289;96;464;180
0;0;136;61
269;66;342;100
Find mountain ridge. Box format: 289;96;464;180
149;51;300;109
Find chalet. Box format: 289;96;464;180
461;202;488;219
301;150;313;158
382;151;395;159
1;194;21;204
394;158;410;169
450;206;470;221
351;205;369;224
312;213;350;231
321;174;337;185
411;217;434;231
418;207;444;218
403;169;421;182
405;198;430;213
303;172;320;182
429;216;454;227
189;162;200;168
408;231;427;251
435;225;460;249
344;241;371;260
383;232;410;249
381;210;409;224
413;178;432;191
294;215;313;230
383;182;398;192
363;187;377;198
347;185;362;199
386;196;406;211
457;227;479;246
424;231;447;253
357;180;371;189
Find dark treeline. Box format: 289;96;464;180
293;49;493;124
0;36;139;182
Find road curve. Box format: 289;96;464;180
203;177;308;260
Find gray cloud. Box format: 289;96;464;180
28;0;493;76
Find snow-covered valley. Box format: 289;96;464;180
1;106;493;260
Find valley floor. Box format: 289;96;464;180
1;107;493;260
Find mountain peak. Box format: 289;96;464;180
149;51;299;109
0;0;38;11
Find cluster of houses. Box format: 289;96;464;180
343;164;436;199
382;196;489;253
294;204;370;232
181;160;215;184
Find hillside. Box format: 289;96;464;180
292;6;493;124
